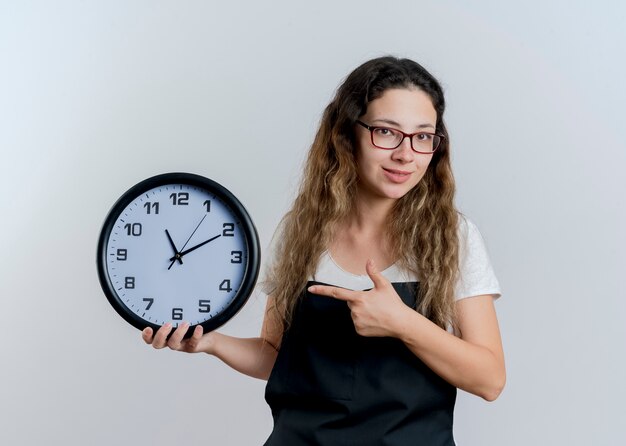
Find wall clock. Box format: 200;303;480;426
96;172;260;336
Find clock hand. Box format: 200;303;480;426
169;234;222;261
179;214;207;251
167;214;207;270
165;229;183;266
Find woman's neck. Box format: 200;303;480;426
348;188;396;236
330;192;396;275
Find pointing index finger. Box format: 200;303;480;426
308;284;358;302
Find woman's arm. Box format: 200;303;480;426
210;295;283;380
142;295;283;381
395;294;505;401
309;259;505;401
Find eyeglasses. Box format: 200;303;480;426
356;120;444;154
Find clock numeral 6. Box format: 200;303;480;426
116;248;127;261
172;308;183;320
230;250;242;263
124;223;142;236
124;277;135;289
222;223;235;237
170;192;189;206
219;279;232;292
198;299;211;313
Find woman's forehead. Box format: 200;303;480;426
364;88;437;129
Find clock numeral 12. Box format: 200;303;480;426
170;192;189;205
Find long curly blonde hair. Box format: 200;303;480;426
267;56;459;332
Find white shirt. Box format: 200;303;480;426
260;215;501;301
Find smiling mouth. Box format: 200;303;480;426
383;168;412;175
382;167;413;184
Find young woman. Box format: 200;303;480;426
143;56;505;445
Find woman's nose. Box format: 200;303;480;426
391;136;415;162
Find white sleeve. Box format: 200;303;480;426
454;216;502;301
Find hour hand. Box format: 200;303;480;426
165;229;183;266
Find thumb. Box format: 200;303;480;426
142;327;153;344
366;259;388;289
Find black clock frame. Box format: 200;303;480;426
96;172;261;336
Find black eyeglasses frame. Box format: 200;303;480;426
356;120;445;154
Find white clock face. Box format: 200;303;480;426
104;183;249;327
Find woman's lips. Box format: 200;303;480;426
383;167;413;183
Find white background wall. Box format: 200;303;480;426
1;1;625;445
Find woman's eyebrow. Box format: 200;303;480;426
371;118;435;130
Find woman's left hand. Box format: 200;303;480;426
308;259;410;338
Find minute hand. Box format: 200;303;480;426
170;234;222;260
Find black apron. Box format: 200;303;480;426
264;281;456;446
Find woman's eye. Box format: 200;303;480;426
374;128;394;137
415;133;432;141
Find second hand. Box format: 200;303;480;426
168;214;207;270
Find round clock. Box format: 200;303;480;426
96;172;260;336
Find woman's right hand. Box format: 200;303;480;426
139;295;282;380
142;322;217;354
